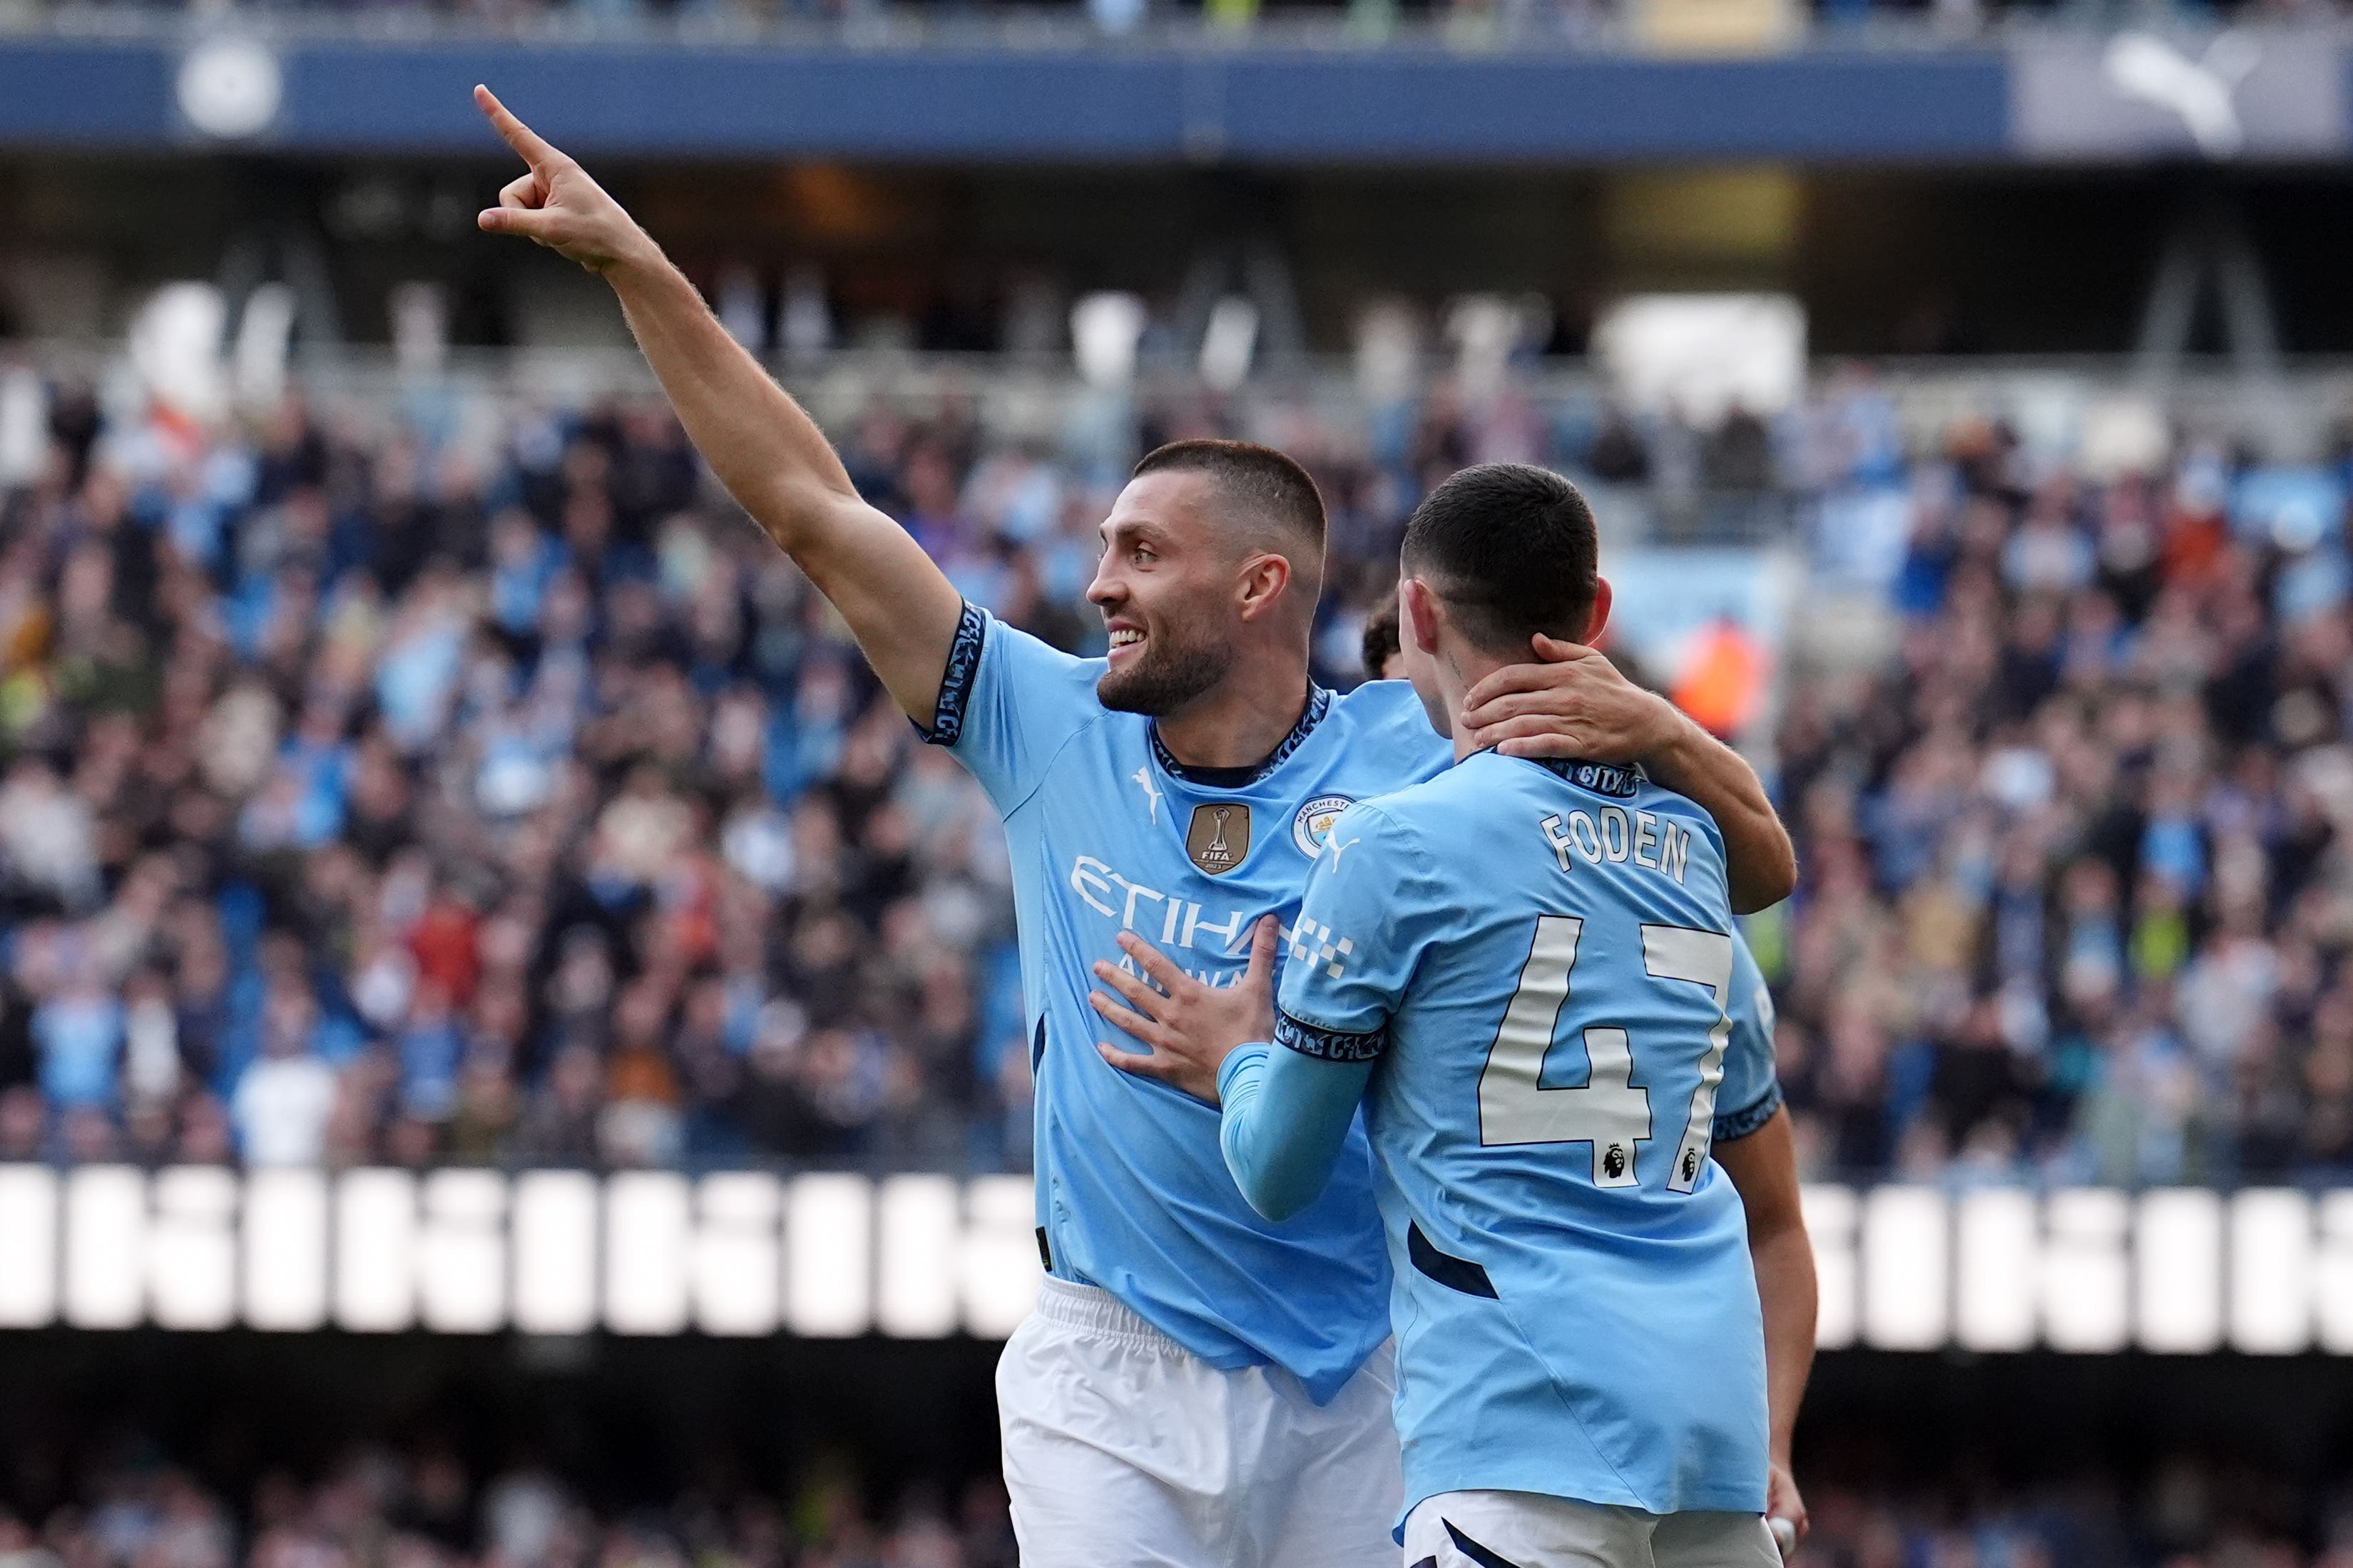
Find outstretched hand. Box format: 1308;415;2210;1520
473;85;656;275
1091;916;1281;1104
1460;634;1682;764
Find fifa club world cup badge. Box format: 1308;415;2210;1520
1185;803;1250;876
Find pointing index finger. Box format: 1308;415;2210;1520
474;84;560;169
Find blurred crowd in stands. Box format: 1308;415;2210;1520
0;1434;2347;1568
1;347;2352;1188
1772;389;2353;1189
0;1440;1016;1568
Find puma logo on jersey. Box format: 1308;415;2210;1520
1322;835;1362;869
1132;766;1161;825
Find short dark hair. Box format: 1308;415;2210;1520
1399;463;1598;657
1132;439;1326;555
1361;599;1401;679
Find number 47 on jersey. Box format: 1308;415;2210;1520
1476;918;1735;1195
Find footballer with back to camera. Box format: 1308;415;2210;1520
471;88;1801;1568
1097;463;1812;1567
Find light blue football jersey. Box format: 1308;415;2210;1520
1717;928;1784;1147
923;603;1449;1400
1267;750;1772;1518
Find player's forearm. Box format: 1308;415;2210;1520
1643;713;1795;913
1216;1045;1371;1222
602;251;963;724
606;252;858;539
1715;1109;1814;1466
1750;1222;1817;1466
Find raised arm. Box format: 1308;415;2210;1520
471;86;963;725
1459;637;1796;913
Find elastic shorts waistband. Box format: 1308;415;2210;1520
1031;1276;1189;1354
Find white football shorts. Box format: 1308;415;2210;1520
1404;1490;1780;1568
996;1276;1403;1568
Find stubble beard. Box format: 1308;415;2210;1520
1096;633;1231;716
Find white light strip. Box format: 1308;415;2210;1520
0;1174;2346;1351
877;1176;960;1340
605;1173;691;1336
243;1169;327;1330
694;1173;782;1338
1860;1187;1946;1351
418;1171;508;1333
2230;1189;2312;1356
1954;1188;2036;1353
1800;1185;1857;1350
149;1166;238;1331
63;1166;146;1329
2314;1192;2353;1355
2043;1188;2130;1353
335;1169;417;1332
961;1175;1042;1339
0;1165;58;1328
787;1174;873;1338
512;1171;598;1336
2136;1189;2222;1353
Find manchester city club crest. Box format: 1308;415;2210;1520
1291;794;1355;857
1185;802;1250;876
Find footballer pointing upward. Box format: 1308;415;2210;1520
474;86;1796;1568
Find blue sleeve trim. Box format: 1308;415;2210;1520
1715;1080;1785;1144
915;600;988;747
1275;1008;1387;1064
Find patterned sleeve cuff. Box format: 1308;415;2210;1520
1714;1080;1786;1144
914;600;988;747
1275;1009;1388;1064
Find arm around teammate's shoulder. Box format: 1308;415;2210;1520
1640;714;1795;915
472;86;964;728
1455;636;1795;914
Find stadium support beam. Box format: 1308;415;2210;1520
2133;190;2309;458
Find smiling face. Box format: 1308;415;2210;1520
1086;469;1262;716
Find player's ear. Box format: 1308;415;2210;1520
1235;552;1292;622
1579;578;1613;645
1400;578;1444;654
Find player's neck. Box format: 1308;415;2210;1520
1153;658;1315;772
1439;645;1510;764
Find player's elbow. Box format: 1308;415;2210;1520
1727;836;1797;914
1240;1175;1319;1225
1225;1146;1326;1224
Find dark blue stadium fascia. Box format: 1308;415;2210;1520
0;35;2010;163
1220;47;2009;161
282;41;1193;158
0;39;177;148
